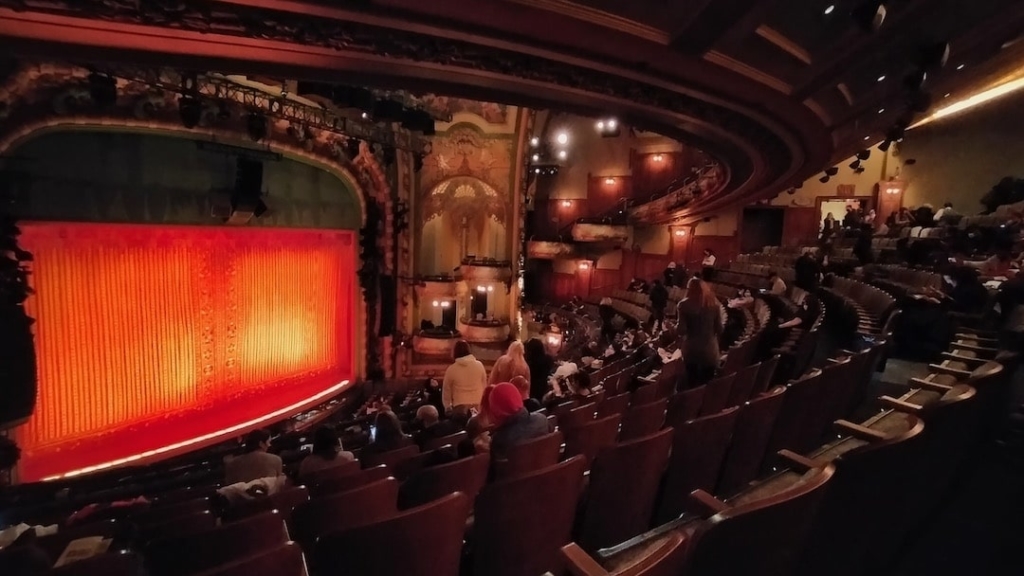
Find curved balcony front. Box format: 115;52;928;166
457;257;513;284
457;318;511;343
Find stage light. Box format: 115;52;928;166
856;149;871;161
864;135;871;140
653;154;664;162
820;175;830;183
854;166;866;174
878;139;892;152
956;63;965;70
530;137;540;147
878;108;885;114
877;75;886;82
532;153;540;162
556;132;569;145
674;229;686;237
605;177;615;185
825;166;839;176
824;5;835;15
246;112;267;141
561;200;572;207
557;150;568;160
178;96;202;129
849;159;861;170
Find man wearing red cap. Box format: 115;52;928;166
483;382;551;458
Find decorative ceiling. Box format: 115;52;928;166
1;0;1023;220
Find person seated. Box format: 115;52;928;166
778;292;817;330
412;405;461;448
359;410;414;462
483;382;551;459
510;375;543;413
298;426;355;483
768;271;787;296
458;414;492;458
224;429;283;485
934;201;958;223
729;285;754;308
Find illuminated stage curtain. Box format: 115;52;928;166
17;223;356;481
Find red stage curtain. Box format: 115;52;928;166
16;223;356;481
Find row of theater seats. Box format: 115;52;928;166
16;327;884;576
572;327;1019;576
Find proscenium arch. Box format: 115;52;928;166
0;119;370;227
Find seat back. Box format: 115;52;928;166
699;373;736;416
563;414;622;465
578;428;674;552
360;444;420;470
619;398;668;441
137;510;218;543
145;510;288;576
423;431;468;451
685;465;835;576
493;430;564;480
751;355;780;396
289;478;399;554
220;486;309;523
631;384;661;407
316;493;471;576
474;457;587;576
192;543;307;576
560;531;688;576
655;406;740;524
596;393;631;418
309;465;390;498
398;453;491;509
665;385;706;428
299;459;361;487
51;552;145;576
558;403;599;430
716;387;787;495
764;370;824;465
725;362;761;407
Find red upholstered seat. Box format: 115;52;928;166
220;486;309;523
699;373;737;416
492;430;563;480
289;477;399;555
665;385;706;428
359;444;420;470
473;456;586;576
145;510;289;576
725;362;761;407
717;387;786;495
596;393;631;419
561;531;689;576
619;399;667;442
563;414;622;466
192;543;308;576
398;453;490;509
316;492;471;576
308;465;390;498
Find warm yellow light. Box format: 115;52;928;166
674;229;686;237
604;177;615;185
561;200;572;207
578;261;590;270
653;154;665;162
914;74;1024;128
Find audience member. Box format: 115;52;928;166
649;278;669;331
934;201;957;223
442;339;487;411
895;207;913;227
701;249;717;280
360;410;414;461
297;426;355;483
411;405;460;448
599;296;616;342
821;212;836;239
676;277;723;388
510;375;543;412
663;262;677;287
728;285;754;309
489;340;531;384
483;382;550;459
224;429;283;485
524;337;555;400
794;250;820;291
768;271;787;295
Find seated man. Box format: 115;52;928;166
768;271;788;296
224;429;283;485
484;382;551;459
412;405;460;448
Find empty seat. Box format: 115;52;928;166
145;510;289;576
360;444;420;470
492;430;563;480
716;387;786;495
316;493;471;576
289;477;399;554
473;456;586;576
560;531;688;576
699;373;736;416
192;543;308;576
563;414;622;466
309;465;390;498
398;453;490;509
619;398;668;442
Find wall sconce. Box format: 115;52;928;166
673;229;687;237
487;285;494;292
653;154;665;162
440;301;451;308
604;177;615;185
432;300;439;307
561;200;572;207
885;185;902;195
578;261;591;270
476;285;487;293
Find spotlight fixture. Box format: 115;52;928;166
904;158;917;166
878;139;892;152
246;112;267;141
849;159;861;170
604;177;616;185
530;137;540;147
853;166;866;174
820;175;831;184
825;166;839;176
595;118;620;137
178;96;202;129
557;150;568;160
532;153;540;162
853;1;887;33
824;5;835;15
956;63;965;70
556;132;569;145
856;149;871;161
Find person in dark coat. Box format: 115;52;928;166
483;383;551;459
648;279;669;331
663;262;677;287
523;337;554;401
676;277;723;388
794;250;820;291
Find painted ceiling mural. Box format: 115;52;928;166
414;95;510;125
418;124;514;201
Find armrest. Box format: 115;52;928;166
686;489;728;518
834;419;888;442
561;543;609;576
777;449;820;472
927;364;972;377
951;342;999;353
955;334;998;344
909;378;953;393
941;352;987;365
878;395;923;414
839;349;858;356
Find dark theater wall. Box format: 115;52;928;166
9;130;362;230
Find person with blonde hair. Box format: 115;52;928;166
676;277;723;388
489;340;532;384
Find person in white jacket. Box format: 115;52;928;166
443;340;487;411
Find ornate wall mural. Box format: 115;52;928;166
420;176;508;275
415;95;510;125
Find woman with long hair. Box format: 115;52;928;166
359;409;413;464
523;337;554;401
298;426;355;482
676;277;723;388
489;340;532;384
